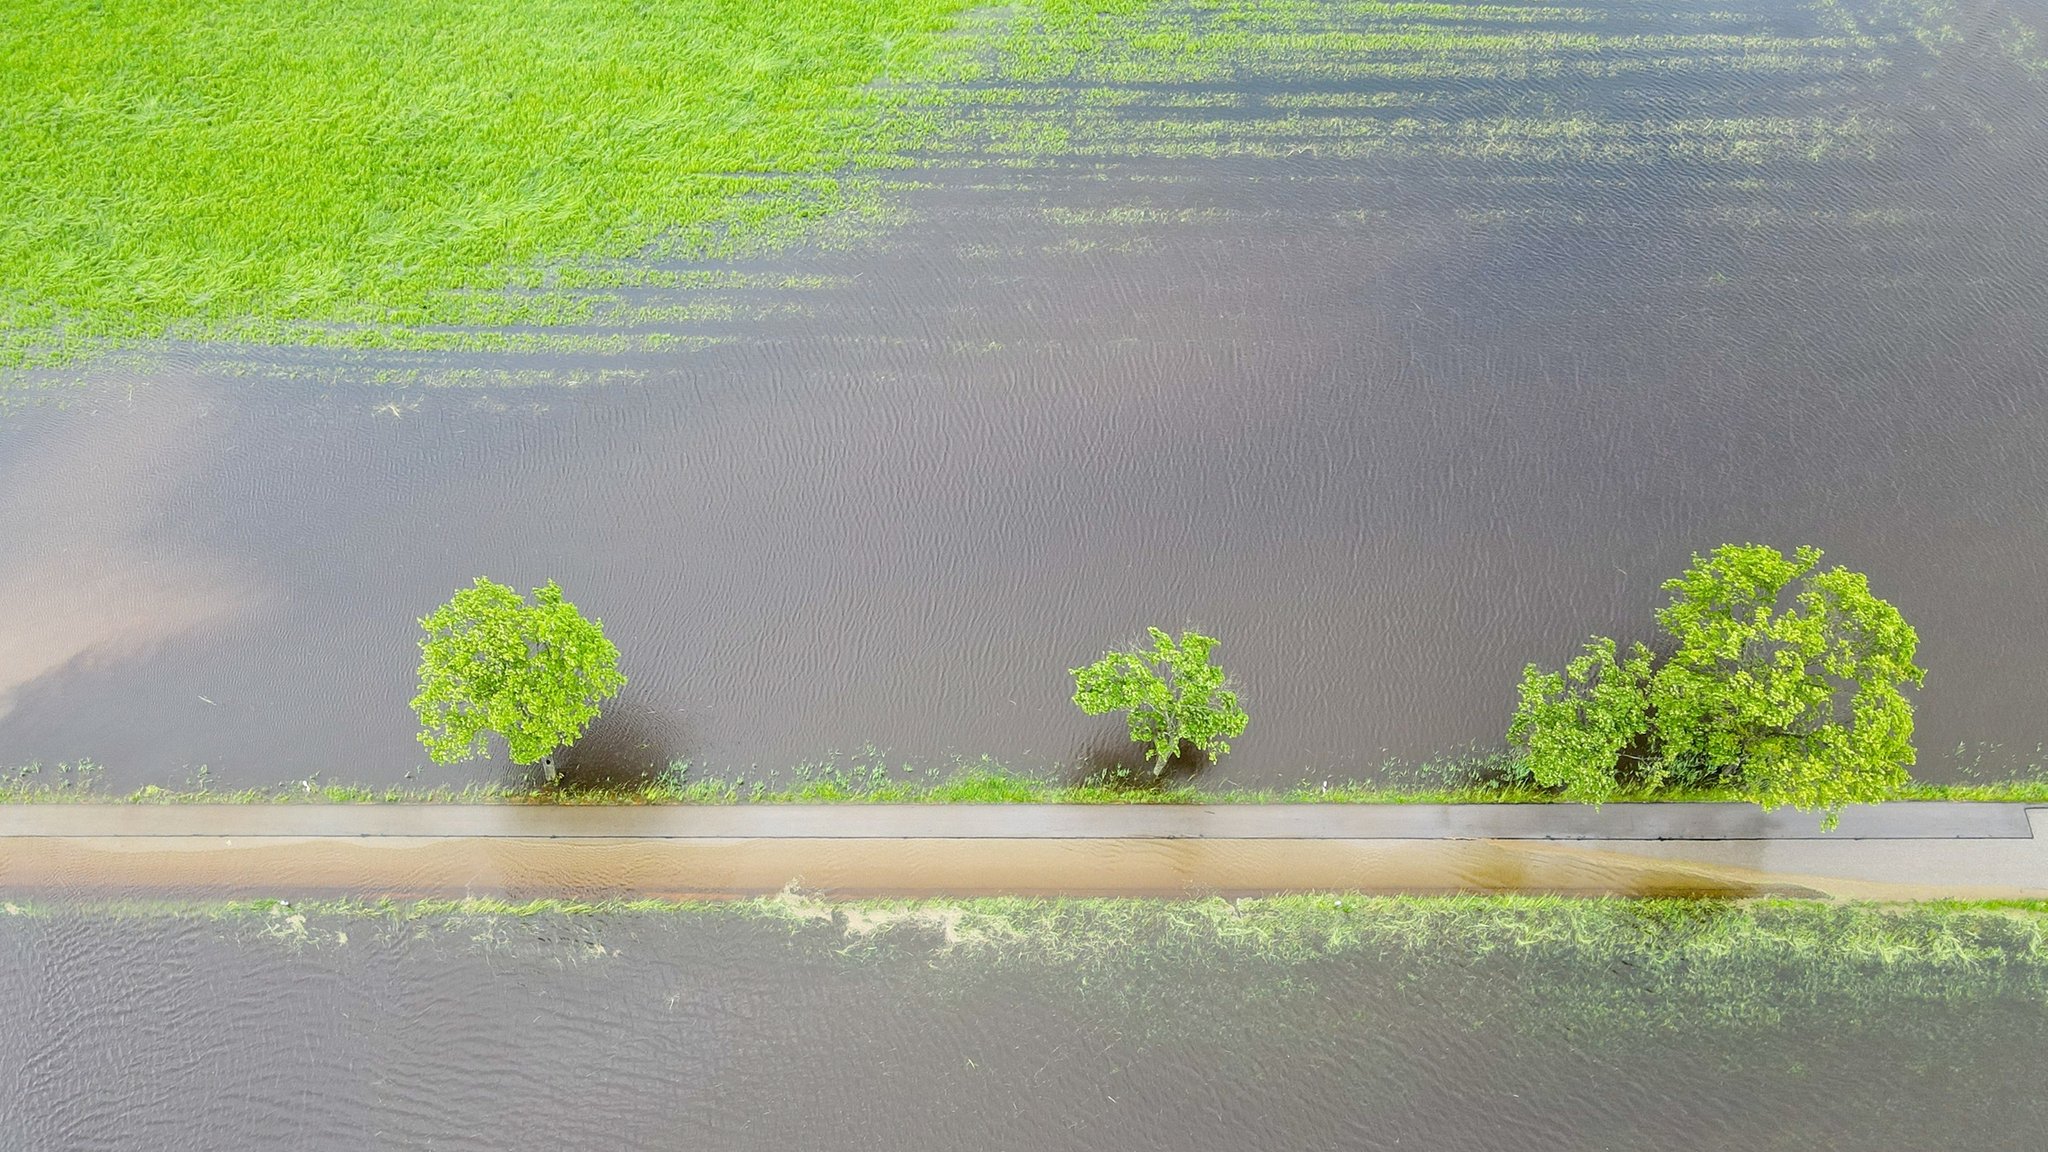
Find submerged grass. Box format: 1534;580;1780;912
13;895;2046;1074
20;887;2048;930
908;0;1967;166
20;891;2048;975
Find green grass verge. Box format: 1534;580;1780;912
5;756;2046;805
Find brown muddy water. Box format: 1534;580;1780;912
0;836;1856;900
3;900;2047;1149
5;0;2048;792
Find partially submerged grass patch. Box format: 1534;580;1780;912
26;889;2048;951
6;750;2048;804
906;0;1967;167
4;0;2017;374
11;894;2046;1111
23;892;2048;1011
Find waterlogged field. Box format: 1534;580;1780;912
9;5;2048;1147
916;0;1941;163
4;0;2040;372
2;0;2047;788
4;896;2047;1147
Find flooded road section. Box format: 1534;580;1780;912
4;897;2047;1150
0;835;2024;901
5;0;2048;789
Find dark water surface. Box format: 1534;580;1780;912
5;0;2048;788
3;902;2045;1150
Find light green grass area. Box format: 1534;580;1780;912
0;0;1014;370
6;754;2047;804
8;0;2030;374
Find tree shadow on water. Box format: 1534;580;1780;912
1062;730;1215;796
547;695;697;791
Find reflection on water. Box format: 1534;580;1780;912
0;389;258;724
3;0;2048;787
2;901;2045;1149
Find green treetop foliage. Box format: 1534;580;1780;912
1506;636;1658;804
412;578;626;766
1508;544;1925;819
1072;628;1249;774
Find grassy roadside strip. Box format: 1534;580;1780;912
8;892;2048;953
5;759;2046;805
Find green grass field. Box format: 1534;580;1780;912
0;0;1038;369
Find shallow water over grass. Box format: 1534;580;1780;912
3;898;2046;1148
3;0;2048;789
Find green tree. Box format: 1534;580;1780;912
412;578;626;776
1072;628;1248;775
1507;544;1924;818
1507;636;1657;804
1648;543;1924;813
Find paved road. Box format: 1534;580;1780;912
1;803;2043;899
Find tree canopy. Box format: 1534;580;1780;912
1072;628;1249;774
412;578;626;766
1508;544;1924;818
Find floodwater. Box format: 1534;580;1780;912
3;902;2046;1149
6;0;2048;790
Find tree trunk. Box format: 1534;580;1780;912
540;752;559;784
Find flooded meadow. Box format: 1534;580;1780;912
5;0;2048;790
6;1;2048;1144
4;896;2047;1149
